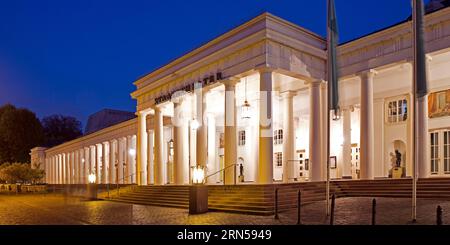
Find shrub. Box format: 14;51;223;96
0;163;45;184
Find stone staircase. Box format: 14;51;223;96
105;178;450;215
334;178;450;199
106;182;338;215
107;185;189;208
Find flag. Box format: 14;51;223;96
414;0;428;98
327;0;340;112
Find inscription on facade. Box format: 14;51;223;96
155;72;223;104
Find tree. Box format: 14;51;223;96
0;163;45;184
41;115;83;147
0;104;44;163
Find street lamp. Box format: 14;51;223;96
86;172;97;200
189;166;208;214
192;166;206;185
88;173;96;184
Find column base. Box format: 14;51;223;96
189;185;208;214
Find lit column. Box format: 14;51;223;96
109;140;115;184
418;95;429;178
93;145;98;182
66;153;70;184
125;136;131;184
78;149;83;184
258;69;274;184
196;89;209;169
118;138;125;184
137;111;149;185
74;151;78;184
224;80;238;185
147;131;154;185
309;80;324;182
321;82;328;181
281;91;296;183
342;107;352;179
84;147;90;184
173;98;187;185
154;107;164;185
55;156;58;184
102;143;107;184
360;69;376;180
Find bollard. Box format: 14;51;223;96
297;190;302;225
274;188;279;220
437;205;443;225
330;194;336;225
372;199;376;225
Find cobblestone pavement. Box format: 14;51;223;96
0;193;449;225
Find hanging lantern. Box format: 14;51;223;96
241;77;252;120
241;100;251;120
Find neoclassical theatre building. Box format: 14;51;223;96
31;5;450;186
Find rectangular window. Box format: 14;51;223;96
275;152;282;167
445;131;450;174
274;129;283;145
431;132;439;174
387;98;408;123
238;130;246;146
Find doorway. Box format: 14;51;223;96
430;129;450;177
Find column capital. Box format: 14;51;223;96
255;66;276;74
359;69;378;80
222;78;239;88
171;95;187;105
305;79;326;87
280;90;297;99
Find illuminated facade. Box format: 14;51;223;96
31;8;450;185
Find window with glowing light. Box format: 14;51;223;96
238;130;246;146
274;129;283;145
386;98;408;123
275;152;283;167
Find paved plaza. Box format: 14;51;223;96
0;193;449;225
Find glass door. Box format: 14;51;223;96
431;132;439;175
430;130;450;177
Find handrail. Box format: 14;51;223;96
205;163;238;185
205;164;237;179
103;171;140;198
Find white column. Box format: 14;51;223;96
309;80;324;182
94;145;99;182
84;147;90;184
224;80;238;185
418;95;429;178
78;149;83;184
147;131;154;185
154;107;164;185
196;89;208;168
118;138;125;184
258;69;274;184
360;69;376;180
101;143;107;184
282;91;296;183
342;107;352;178
109;141;114;184
137;112;148;185
321;83;328;181
66;153;70;184
74;151;78;184
207;114;216;184
173;99;187;185
125;136;131;184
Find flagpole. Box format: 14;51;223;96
325;0;330;216
411;0;419;223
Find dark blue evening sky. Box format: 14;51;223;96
0;0;428;129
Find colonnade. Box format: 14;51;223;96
44;135;136;184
